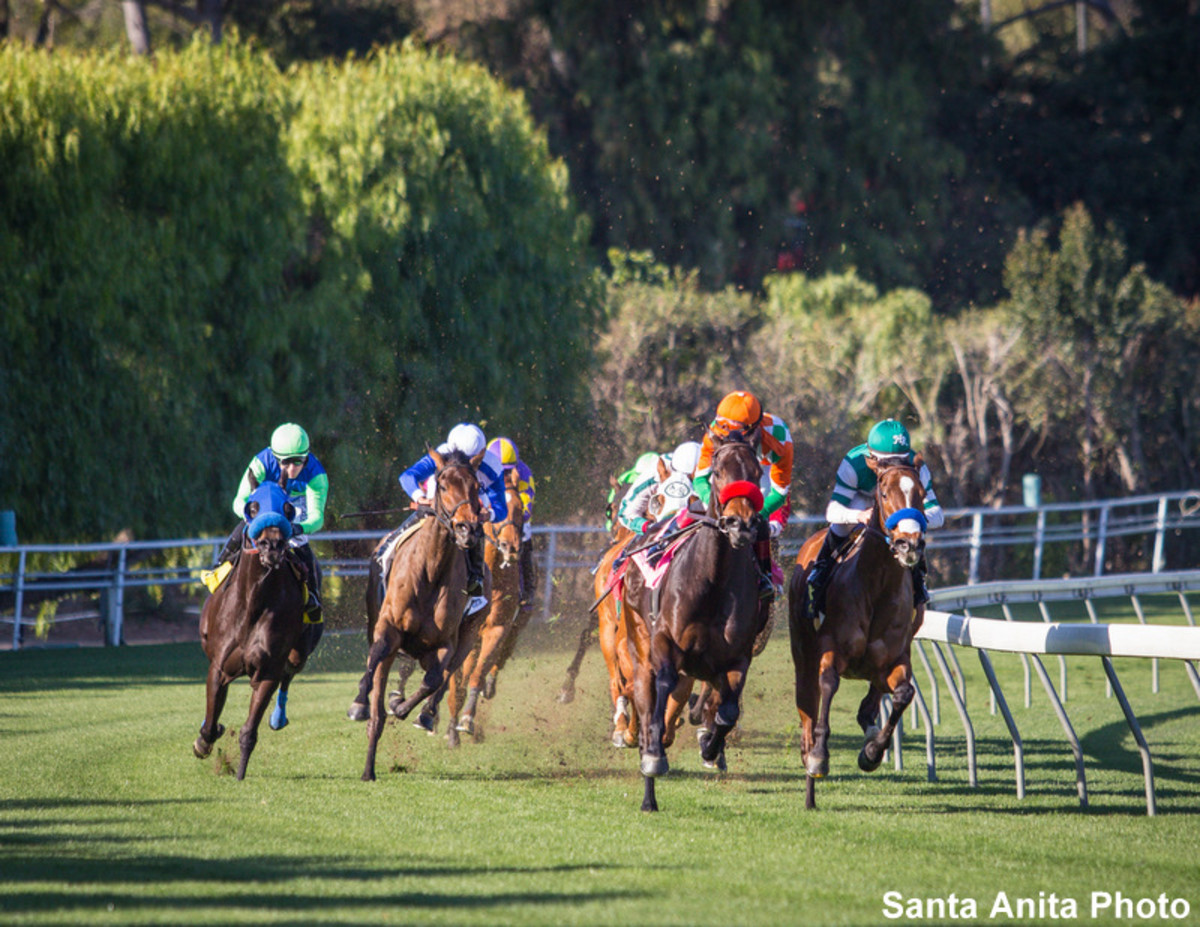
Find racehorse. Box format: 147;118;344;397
445;468;527;745
355;448;491;781
787;454;929;810
193;484;313;780
620;428;766;811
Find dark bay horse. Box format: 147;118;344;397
193;484;311;780
787;454;929;809
620;429;765;812
356;448;491;781
446;469;526;745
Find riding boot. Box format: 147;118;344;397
912;552;930;608
755;538;776;601
807;530;840;617
215;522;245;566
465;538;485;598
295;540;323;625
518;539;536;609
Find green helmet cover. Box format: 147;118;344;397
270;422;310;457
868;419;911;455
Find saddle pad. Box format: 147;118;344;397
631;531;692;590
200;561;233;594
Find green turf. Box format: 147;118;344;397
2;596;1199;926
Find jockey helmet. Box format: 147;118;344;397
714;390;763;435
488;436;519;467
445;422;487;457
270;423;310;459
669;441;702;477
868;419;912;457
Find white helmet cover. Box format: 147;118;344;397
669;441;702;477
444;423;486;457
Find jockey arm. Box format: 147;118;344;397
479;452;508;522
399;454;436;502
617;474;658;534
919;462;945;529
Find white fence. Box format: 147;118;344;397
3;489;1200;650
902;570;1200;816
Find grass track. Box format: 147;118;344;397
2;596;1199;926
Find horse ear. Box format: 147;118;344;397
656;456;670;482
744;422;761;446
429;447;445;470
246;501;260;520
283;501;296;523
609;474;620;490
506;467;519;489
912;452;925;470
470;449;486;469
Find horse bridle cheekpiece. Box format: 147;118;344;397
434;460;482;548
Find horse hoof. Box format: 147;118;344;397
456;715;474;734
346;702;368;722
556;689;574;704
702;749;728;772
414;712;437;734
612;731;628;748
387;691;404;717
192;737;212;759
484;677;498;700
640;754;669;777
858;747;884;773
806;754;829;778
269;709;289;731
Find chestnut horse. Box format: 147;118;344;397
193;484;311;780
621;428;765;812
787;454;929;809
446;468;526;745
357;448;491;781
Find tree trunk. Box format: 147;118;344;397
199;0;222;43
123;1;151;55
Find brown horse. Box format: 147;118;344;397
446;468;526;745
193;486;310;780
787;454;929;809
621;429;766;812
357;448;491;781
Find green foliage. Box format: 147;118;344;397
286;42;599;513
590;251;759;472
0;40;321;539
1000;204;1193;497
0;38;599;539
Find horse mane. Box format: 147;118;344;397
438;448;474;470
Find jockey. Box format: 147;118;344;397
397;422;507;600
217;422;328;626
487;436;538;609
605;450;664;533
693;390;793;599
807;418;945;616
616;441;702;535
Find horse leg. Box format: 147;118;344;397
389;654;418;714
347;664;373;722
661;675;694;749
859;665;915;773
236;675;280;780
794;663;821;810
688;681;711;728
641;652;677;780
362;633;399;782
194;661;231;758
270;674;293;731
558;614;595;704
699;668;746;771
808;650;842;778
459;618;506;733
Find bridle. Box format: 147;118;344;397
870;464;927;568
432;460;483;549
709;437;762;546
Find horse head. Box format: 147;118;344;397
704;425;763;549
867;453;927;569
490;469;525;569
243;497;295;571
429;448;484;551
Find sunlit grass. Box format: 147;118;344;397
2;600;1198;926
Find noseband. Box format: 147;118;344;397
432;462;482;544
873;470;927;565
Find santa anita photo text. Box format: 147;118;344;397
882;891;1192;921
